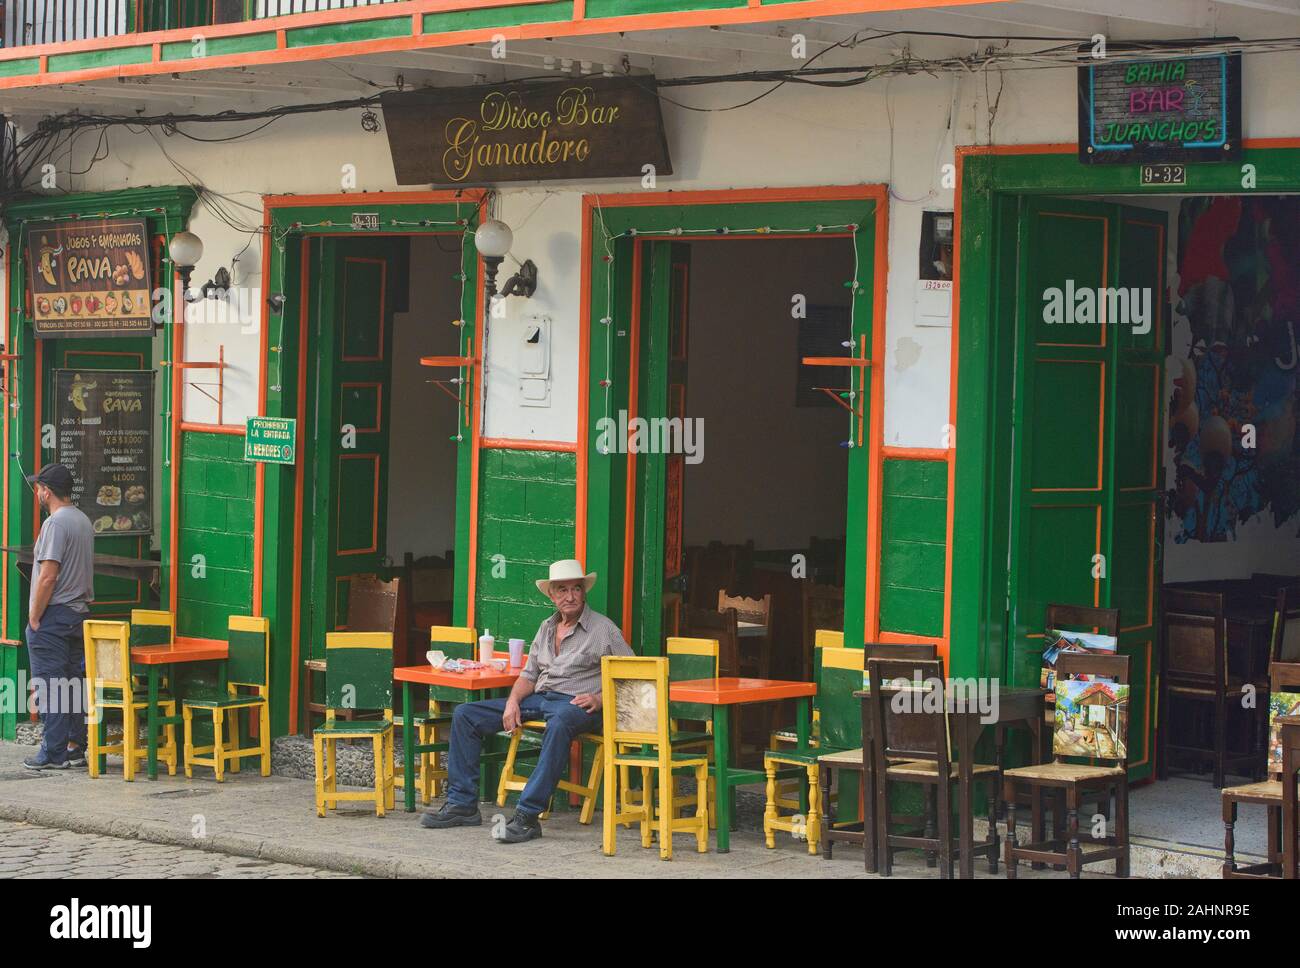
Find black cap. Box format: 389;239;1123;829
27;463;75;494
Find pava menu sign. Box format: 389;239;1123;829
26;218;154;337
54;369;155;537
1078;51;1241;165
381;76;672;185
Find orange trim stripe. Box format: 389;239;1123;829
479;437;576;452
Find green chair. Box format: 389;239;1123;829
763;645;864;853
392;625;472;803
182;616;271;781
312;631;395;817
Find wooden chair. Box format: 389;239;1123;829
182;616;272;781
495;719;604;826
769;628;840;811
1221;661;1300;879
601;655;709;861
312;632;395;818
682;605;739;678
620;637;721;827
868;656;999;878
1270;585;1300;664
1040;604;1120;836
1159;589;1262;787
405;625;475;802
801;582;844;684
1004;652;1132;879
301;575;406;736
129;608;175;647
85;620;178;781
763;645;862;854
719;589;774;678
839;642;942;871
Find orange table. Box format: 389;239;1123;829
668;677;817;851
130;636;228;780
393;653;526;812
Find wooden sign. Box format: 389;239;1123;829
54;369;155;537
1078;51;1241;165
27;218;154;337
381;77;672;186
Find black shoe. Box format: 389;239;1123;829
497;811;542;844
419;801;483;829
65;745;87;768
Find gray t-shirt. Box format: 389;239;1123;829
30;505;95;613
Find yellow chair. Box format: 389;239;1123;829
624;637;718;827
130;609;175;645
312;632;395;817
769;628;842;810
763;645;864;854
181;616;271;782
392;625;472;804
84;620;178;781
495;726;604;824
601;655;709;861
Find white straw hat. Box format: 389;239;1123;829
535;559;597;597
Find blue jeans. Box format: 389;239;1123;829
446;691;601;817
25;603;88;763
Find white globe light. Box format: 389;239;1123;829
168;230;204;269
474;219;513;259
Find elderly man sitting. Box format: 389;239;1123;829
420;559;633;843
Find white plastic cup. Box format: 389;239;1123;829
478;629;495;665
508;638;525;668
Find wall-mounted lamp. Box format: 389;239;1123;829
168;230;203;303
474;218;538;303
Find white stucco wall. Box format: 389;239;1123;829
2;9;1297;460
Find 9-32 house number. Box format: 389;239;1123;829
1140;164;1186;186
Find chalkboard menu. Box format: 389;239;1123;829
54;369;154;537
1078;51;1241;165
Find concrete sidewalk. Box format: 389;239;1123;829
0;741;1249;878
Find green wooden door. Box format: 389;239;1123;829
631;241;682;656
41;338;155;620
1008;198;1166;781
306;237;408;650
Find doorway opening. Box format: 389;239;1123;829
663;237;852;688
302;233;464;674
1000;186;1299;852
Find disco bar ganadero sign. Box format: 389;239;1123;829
1079;50;1241;165
381;77;672;185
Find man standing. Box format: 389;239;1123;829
23;464;95;770
420;559;633;843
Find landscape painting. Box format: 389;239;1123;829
1053;678;1130;760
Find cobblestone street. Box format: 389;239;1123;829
0;820;362;879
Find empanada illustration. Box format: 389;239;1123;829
125;250;145;281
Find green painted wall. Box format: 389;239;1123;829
0;644;21;740
878;458;947;638
475;449;576;639
177;433;256;641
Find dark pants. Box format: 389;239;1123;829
25;603;88;763
446;691;600;817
